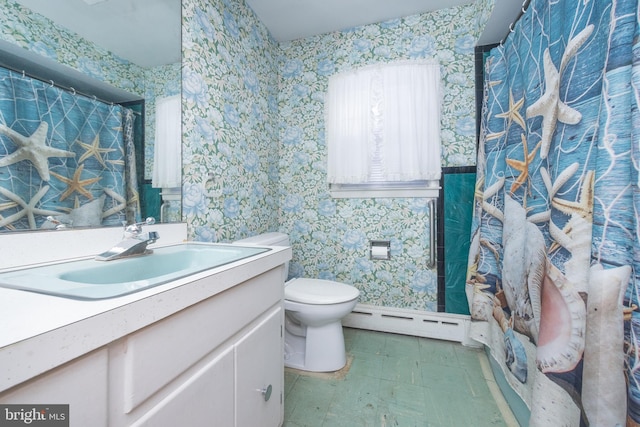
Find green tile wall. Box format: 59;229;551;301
443;172;475;315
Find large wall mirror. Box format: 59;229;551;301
0;0;181;233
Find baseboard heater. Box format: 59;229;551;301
342;303;478;346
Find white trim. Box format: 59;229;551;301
329;183;440;199
342;303;481;347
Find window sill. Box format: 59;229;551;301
329;184;440;199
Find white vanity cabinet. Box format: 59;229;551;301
0;261;286;427
112;265;285;427
0;349;110;427
235;307;283;426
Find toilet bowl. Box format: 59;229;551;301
234;232;360;372
284;278;359;372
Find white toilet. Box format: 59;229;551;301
235;232;359;372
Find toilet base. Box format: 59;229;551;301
284;320;347;372
283;334;306;370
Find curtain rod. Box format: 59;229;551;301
500;0;532;46
0;62;118;106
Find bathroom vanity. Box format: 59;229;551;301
0;234;291;427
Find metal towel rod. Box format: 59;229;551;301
427;198;436;269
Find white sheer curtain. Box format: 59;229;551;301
326;61;441;184
326;70;371;183
152;95;182;189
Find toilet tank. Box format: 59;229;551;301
235;232;291;278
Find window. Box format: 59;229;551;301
326;60;442;198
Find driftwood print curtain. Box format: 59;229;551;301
467;0;640;425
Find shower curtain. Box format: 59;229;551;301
0;67;140;230
467;0;640;425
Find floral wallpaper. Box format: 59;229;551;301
182;0;491;312
181;0;280;242
278;6;488;311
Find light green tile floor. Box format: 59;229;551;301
283;328;519;427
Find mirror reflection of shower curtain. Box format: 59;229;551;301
122;107;141;225
0;67;140;230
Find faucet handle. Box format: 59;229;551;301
125;217;155;231
124;217;156;238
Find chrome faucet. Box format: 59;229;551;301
95;217;159;261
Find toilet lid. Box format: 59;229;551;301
285;278;360;305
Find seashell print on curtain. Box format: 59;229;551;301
467;0;640;425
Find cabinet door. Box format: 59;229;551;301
235;307;283;427
132;347;235;427
0;350;108;427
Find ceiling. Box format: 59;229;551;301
14;0;181;68
247;0;473;42
13;0;520;68
247;0;522;45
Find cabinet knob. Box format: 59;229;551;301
260;384;273;402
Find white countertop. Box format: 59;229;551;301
0;242;291;392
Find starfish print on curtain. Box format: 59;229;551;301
0;186;59;229
77;134;116;168
467;0;640;425
525;25;593;159
496;91;526;130
505;135;541;194
50;164;101;201
0;122;75;181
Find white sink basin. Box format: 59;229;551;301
0;243;270;300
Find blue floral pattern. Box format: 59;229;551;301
181;0;490;311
